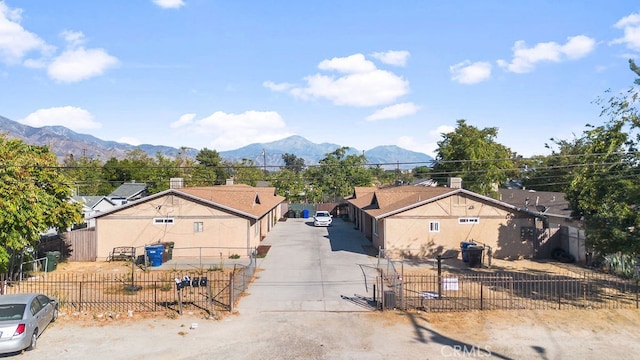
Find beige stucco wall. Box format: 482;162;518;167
95;194;260;260
377;194;536;259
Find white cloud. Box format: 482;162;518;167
397;136;434;157
48;47;119;83
0;3;52;64
318;53;377;74
61;30;86;48
170;113;196;129
611;12;640;51
497;35;596;73
174;110;293;150
1;4;117;82
263;81;294;92
118;137;141;146
450;61;492;84
432;124;455;136
152;0;186;9
20;106;102;130
371;50;410;66
286;53;409;107
396;125;455;158
366;102;420;121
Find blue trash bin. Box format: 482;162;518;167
302;209;310;218
460;241;476;263
146;245;164;267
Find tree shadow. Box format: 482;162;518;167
403;311;514;359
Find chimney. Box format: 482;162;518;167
447;177;462;189
170;178;184;189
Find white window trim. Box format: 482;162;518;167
458;217;479;224
153;218;174;225
373;220;378;236
429;221;440;232
194;221;203;233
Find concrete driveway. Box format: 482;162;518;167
238;217;380;314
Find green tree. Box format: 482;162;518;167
146;152;182;193
433;119;516;197
0;137;83;274
231;159;264;186
412;165;432;179
62;153;111;195
192;148;227;186
306;147;372;201
520;137;587;192
565;62;640;255
101;157;126;191
282;153;305;173
273;169;306;202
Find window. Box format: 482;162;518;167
373;220;378;236
30;299;42;316
153;218;174;225
429;221;440;232
194;222;203;233
458;217;479;224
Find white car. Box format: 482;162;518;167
313;211;333;227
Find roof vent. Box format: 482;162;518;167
170;178;184;189
447;177;462;189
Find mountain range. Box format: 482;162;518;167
0;115;433;169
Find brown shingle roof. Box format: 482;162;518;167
93;184;285;220
177;185;285;218
349;185;547;220
348;186;456;218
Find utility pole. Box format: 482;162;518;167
262;149;266;173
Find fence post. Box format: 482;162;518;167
480;282;483;310
229;272;235;312
154;281;157;312
583;281;587;309
79;281;83;313
636;279;639;309
557;278;561;310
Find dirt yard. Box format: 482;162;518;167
11;259;637;359
13;306;640;359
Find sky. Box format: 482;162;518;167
1;1;640;158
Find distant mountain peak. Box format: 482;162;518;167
0;115;432;169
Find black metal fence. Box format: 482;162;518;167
1;270;234;315
386;272;640;312
229;261;256;312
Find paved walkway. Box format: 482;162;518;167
238;217;380;313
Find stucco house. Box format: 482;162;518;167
347;181;553;260
108;182;149;205
71;195;116;228
498;188;586;262
92;184;285;260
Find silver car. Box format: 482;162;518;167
0;293;58;354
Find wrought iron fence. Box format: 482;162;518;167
0;270;233;315
229;259;257;311
389;272;639;312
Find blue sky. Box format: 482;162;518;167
1;1;640;158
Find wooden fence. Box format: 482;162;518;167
383;271;640;312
